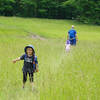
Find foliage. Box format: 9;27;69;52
0;0;100;24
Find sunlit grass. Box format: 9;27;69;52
0;16;100;100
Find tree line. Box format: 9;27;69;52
0;0;100;25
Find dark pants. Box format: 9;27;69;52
23;72;34;83
70;39;76;45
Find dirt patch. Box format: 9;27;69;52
24;30;46;40
30;34;46;40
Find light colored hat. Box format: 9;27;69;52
72;25;74;28
24;45;35;53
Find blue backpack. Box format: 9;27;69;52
24;54;38;70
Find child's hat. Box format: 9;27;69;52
72;25;74;28
66;40;70;44
24;45;35;53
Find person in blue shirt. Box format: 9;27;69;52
67;25;78;45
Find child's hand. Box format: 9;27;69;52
36;69;39;72
12;57;20;63
12;60;16;63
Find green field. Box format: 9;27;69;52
0;16;100;100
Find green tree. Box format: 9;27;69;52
0;0;100;24
0;0;15;16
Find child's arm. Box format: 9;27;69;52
12;54;25;64
12;57;21;63
36;64;39;72
35;56;39;72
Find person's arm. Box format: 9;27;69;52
75;30;78;41
12;54;25;64
36;64;39;72
12;57;21;63
35;56;39;72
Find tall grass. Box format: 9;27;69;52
0;17;100;100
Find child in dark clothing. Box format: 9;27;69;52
12;45;39;90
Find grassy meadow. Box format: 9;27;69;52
0;16;100;100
